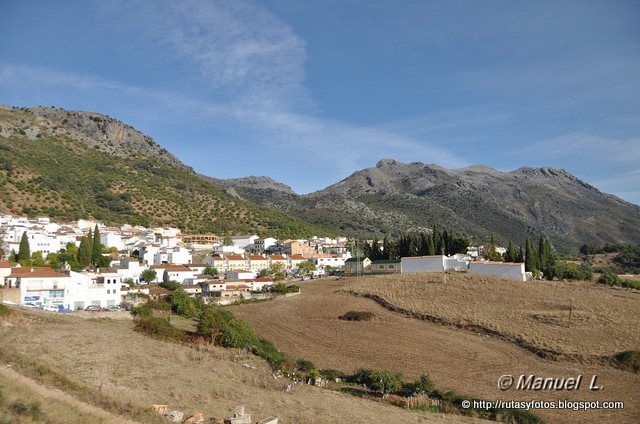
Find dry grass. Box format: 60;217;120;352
232;278;640;424
0;372;104;423
0;307;481;424
345;272;639;358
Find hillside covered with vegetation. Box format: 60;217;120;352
0;106;332;238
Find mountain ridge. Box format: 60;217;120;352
1;104;638;250
220;158;640;251
0;105;332;238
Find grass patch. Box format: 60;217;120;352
0;304;10;318
339;311;374;321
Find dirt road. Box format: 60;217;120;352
232;278;640;424
0;365;137;424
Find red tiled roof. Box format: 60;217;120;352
225;255;245;261
269;255;287;260
0;260;13;268
9;267;67;278
225;284;251;290
150;264;193;271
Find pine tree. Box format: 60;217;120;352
91;225;102;265
18;232;30;262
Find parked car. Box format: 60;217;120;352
41;305;59;312
20;303;39;309
85;305;103;312
106;305;123;312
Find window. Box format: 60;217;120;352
49;290;64;299
389;265;394;269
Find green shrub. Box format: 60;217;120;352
296;359;316;372
620;279;640;289
598;270;621;286
131;304;153;318
320;369;344;380
270;283;299;294
613;350;640;373
339;311;374;321
11;399;43;418
168;288;199;318
411;374;434;394
348;368;403;395
133;317;187;342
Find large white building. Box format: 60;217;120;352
9;267;121;310
468;261;526;282
401;255;448;273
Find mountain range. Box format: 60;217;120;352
1;105;639;251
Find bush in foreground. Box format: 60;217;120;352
339;311;375;321
613;350;640;373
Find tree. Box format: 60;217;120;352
382;235;395;259
505;240;517;262
140;269;157;284
426;234;436;255
223;236;233;246
31;251;46;266
18;232;30;262
370;239;383;261
169;288;199;318
203;266;218;277
413;374;434;394
516;246;524;263
525;238;538;273
268;263;286;281
484;235;502;261
91;225;102;265
77;229;93;268
297;260;316;276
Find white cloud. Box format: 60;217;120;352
520;134;640;165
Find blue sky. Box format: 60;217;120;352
1;0;639;204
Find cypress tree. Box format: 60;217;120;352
427;234;436;255
432;226;442;254
525;238;539;273
92;225;103;265
77;230;93;268
516;246;524;263
505;240;516;262
18;232;30;262
382;235;392;259
442;229;450;256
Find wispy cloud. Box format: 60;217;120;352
2;0;470;190
519;134;640;165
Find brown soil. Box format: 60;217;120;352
0;307;483;424
345;272;639;357
231;277;640;424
